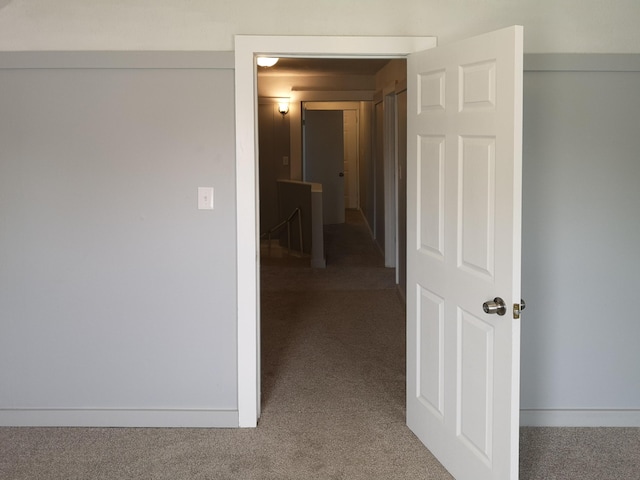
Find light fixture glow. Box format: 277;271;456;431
278;102;289;116
257;57;279;67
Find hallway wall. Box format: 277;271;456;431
359;100;375;233
258;101;291;235
257;68;377;236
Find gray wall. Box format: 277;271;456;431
0;53;238;426
2;51;639;428
358;101;375;233
258;102;290;235
520;56;640;425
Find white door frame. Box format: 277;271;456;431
234;35;436;427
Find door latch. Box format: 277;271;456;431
513;299;526;319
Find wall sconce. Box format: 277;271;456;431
278;102;289;117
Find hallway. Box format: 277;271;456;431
259;210;640;479
259;209;452;479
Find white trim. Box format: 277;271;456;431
0;409;238;428
520;409;640;427
234;35;436;428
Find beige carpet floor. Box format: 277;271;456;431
1;209;639;479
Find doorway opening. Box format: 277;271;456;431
256;56;409;423
236;29;525;480
256;62;405;253
234;35;437;427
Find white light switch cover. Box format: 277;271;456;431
198;187;214;210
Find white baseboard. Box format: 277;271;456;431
0;408;239;428
5;407;639;428
359;208;375;239
520;409;640;427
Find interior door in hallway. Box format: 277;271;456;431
303;108;345;224
406;26;523;480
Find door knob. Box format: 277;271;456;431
483;297;506;316
338;172;344;177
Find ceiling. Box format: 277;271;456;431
257;57;392;76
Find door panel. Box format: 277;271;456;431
304;109;345;224
406;26;523;480
460;136;495;276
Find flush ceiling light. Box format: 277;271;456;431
257;57;279;67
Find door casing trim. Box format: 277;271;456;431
234;35;437;427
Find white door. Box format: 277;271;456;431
406;26;523;480
304;109;345;224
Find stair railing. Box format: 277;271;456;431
261;207;304;256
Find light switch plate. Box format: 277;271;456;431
198;187;214;210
